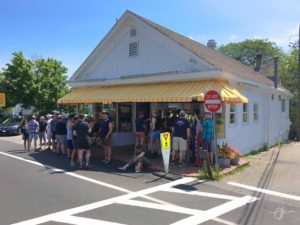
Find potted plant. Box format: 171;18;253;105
229;147;241;166
217;142;231;168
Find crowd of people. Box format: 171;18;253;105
19;109;215;173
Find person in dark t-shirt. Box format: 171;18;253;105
172;110;190;166
73;114;91;169
38;116;47;149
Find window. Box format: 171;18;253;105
253;103;258;122
242;103;248;123
118;103;132;132
129;41;139;57
281;99;285;112
230;104;236;124
130;28;137;37
271;94;274;100
215;104;225;138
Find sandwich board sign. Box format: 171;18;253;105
160;132;171;173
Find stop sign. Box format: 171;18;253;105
204;90;222;113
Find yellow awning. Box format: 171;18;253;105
58;80;248;104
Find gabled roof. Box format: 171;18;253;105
128;10;274;86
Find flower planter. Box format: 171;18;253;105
218;157;231;168
231;158;240;166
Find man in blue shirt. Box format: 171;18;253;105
202;112;214;165
172;110;190;166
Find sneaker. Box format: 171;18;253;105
104;160;111;164
118;166;127;171
171;160;176;165
135;166;141;173
70;161;75;167
102;159;107;163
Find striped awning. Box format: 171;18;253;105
58;80;248;104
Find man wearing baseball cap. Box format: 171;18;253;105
171;110;190;166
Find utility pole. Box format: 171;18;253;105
290;25;300;140
297;25;300;140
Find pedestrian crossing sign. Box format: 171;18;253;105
160;132;171;150
0;92;5;107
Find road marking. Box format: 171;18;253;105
54;216;125;225
228;182;300;201
163;187;239;200
13;176;255;225
0;151;183;206
117;199;203;215
170;196;259;225
0;151;131;193
12;178;195;225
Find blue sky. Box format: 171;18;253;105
0;0;299;77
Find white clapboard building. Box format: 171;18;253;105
59;10;291;153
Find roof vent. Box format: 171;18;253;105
129;41;139;57
207;39;217;49
130;28;137;37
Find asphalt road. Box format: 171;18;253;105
0;135;299;225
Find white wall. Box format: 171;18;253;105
71;15;216;82
222;85;290;154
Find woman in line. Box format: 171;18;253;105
21;118;29;150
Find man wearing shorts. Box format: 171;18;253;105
172;110;190;166
55;115;67;155
100;112;113;164
202;112;214;165
38;116;47;149
50;113;59;152
46;115;53;150
28;115;39;152
73;114;91;169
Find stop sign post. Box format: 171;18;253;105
203;90;222;176
204;90;222;113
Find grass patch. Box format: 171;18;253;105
224;163;250;177
198;164;223;181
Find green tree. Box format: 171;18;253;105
279;49;299;138
1;52;36;108
1;52;71;114
218;39;283;65
33;57;70;114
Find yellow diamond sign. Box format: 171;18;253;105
160;132;171;150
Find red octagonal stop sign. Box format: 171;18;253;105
204;90;222;113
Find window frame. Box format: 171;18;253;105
229;104;236;125
253;103;258;122
281;99;285;112
242;103;248;123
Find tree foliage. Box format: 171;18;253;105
218;39;283;65
0;52;70;114
279;49;299;138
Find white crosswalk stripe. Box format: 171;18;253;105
12;177;259;225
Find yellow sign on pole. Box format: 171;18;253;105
0;93;6;107
160;132;171;150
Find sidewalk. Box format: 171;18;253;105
222;142;300;196
0;135;248;177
